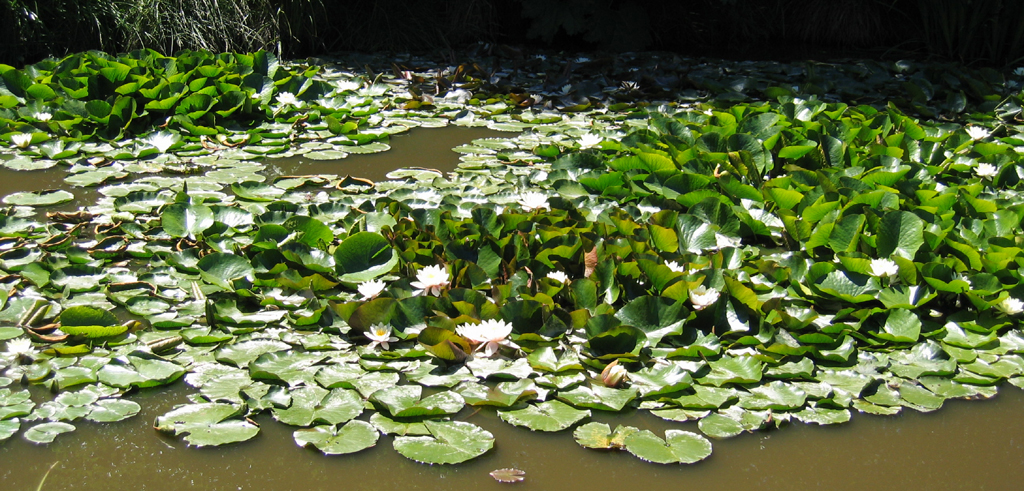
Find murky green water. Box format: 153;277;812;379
264;126;506;182
3;126;1024;490
1;383;1023;490
0;126;506;210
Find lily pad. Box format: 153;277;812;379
23;421;76;444
3;189;74;206
624;429;713;464
370;385;465;418
154;403;259;447
293;421;379;455
498;400;591;432
393;420;494;464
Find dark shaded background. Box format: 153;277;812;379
2;0;1023;66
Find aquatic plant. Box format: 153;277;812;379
0;49;1023;469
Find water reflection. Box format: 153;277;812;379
2;383;1023;490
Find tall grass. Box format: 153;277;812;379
109;0;281;54
0;0;113;65
913;0;1024;65
2;0;1023;67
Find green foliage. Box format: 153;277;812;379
3;50;1024;470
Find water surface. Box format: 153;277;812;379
1;384;1022;490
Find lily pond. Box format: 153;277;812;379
2;48;1024;487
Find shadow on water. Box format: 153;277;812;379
1;383;1023;490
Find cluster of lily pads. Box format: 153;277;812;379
1;47;1024;466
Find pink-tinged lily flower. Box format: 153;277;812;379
457;319;516;357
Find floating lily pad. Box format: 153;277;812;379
293;421;379;455
154;403;259;447
624;429;713;464
498;400;590;432
23;421;76;444
370;385;465;418
393;420;494;465
3;189;74;206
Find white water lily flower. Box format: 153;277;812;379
333;80;361;93
445;88;473;104
365;323;399;350
358;279;386;300
11;133;32;148
411;264;449;296
578;133;602;149
145;131;178;153
996;297;1024;316
1015;67;1024;77
518;192;548;211
5;337;35;361
975;163;999;179
966;126;990;140
457;319;516;357
34;112;52;122
546;271;569;283
689;285;720;311
869;258;899;277
665;261;686;273
275;91;299;107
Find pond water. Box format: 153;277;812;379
265;126;507;182
1;382;1022;490
2;125;1023;490
0;126;506;212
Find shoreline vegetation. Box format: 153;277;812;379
2;0;1024;68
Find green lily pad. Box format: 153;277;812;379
293;420;379;455
697;413;745;439
699;355;764;387
58;306;128;338
0;419;19;441
623;429;713;464
369;412;430;436
498;400;590;432
23;421;76;444
154;403;259;447
161;202;214;240
370;385;465;418
558;385;638;411
86;399;142;423
572;422;636;449
393;420;494;464
198;253;254;290
334;231;399;282
3;189;74;206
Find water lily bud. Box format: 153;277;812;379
601;359;627;387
